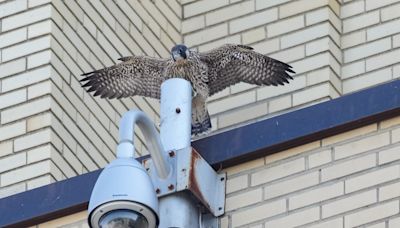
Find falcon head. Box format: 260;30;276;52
171;44;189;61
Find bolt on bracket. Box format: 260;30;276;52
143;153;177;197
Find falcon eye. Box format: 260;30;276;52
180;49;187;59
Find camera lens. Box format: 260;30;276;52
99;209;149;228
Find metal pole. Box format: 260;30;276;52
159;78;200;228
160;78;192;152
117;110;170;179
159;192;200;227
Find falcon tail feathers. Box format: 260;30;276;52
191;111;211;136
191;95;212;136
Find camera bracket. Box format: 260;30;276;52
143;146;226;217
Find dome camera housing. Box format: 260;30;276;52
88;157;159;228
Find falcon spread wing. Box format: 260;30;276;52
81;44;295;136
199;44;294;96
81;56;170;99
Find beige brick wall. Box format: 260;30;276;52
220;116;400;228
0;0;178;198
0;0;399;217
34;211;88;228
341;0;400;93
28;116;400;227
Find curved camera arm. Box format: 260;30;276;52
117;110;170;179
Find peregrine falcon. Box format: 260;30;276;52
81;44;295;135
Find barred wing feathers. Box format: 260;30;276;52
81;56;170;99
200;44;295;96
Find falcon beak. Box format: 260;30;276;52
172;50;182;61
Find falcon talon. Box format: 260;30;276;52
81;43;295;136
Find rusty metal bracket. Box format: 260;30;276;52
176;147;226;217
142;147;226;217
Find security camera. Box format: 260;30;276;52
88;157;159;228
